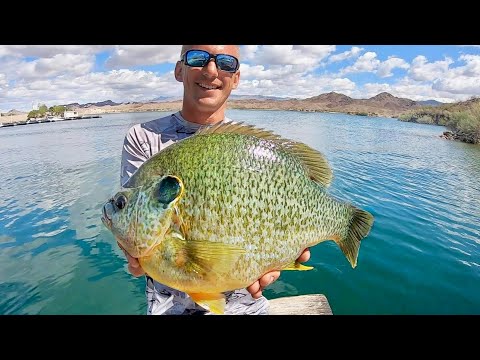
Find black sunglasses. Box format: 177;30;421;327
181;49;239;73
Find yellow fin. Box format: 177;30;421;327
283;261;314;271
189;292;226;314
186;239;246;275
164;234;246;277
195;121;332;187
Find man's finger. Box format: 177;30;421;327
259;271;280;287
297;248;311;263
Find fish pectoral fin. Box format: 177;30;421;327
187;239;246;275
189;292;226;314
283;261;314;271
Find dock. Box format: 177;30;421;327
268;294;333;315
0;115;102;128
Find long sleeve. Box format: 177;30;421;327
120;125;149;187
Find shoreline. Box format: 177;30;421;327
0;101;395;126
0;102;184;125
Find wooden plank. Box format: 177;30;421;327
268;294;333;315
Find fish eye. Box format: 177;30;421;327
158;176;182;205
114;194;127;210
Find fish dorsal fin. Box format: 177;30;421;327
195;121;283;141
284;141;333;187
195;121;333;187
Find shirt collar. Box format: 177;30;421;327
172;111;232;134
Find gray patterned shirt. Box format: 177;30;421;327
120;111;270;315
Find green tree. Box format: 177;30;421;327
27;110;39;119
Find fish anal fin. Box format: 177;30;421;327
189;292;226;314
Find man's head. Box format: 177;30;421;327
175;45;241;124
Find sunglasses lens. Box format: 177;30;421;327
185;50;209;67
216;54;238;72
184;50;238;72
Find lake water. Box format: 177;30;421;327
0;109;479;315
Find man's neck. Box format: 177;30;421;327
180;104;226;125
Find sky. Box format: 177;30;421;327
1;45;480;113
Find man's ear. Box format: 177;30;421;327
174;61;183;82
231;70;240;90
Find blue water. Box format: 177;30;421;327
0;110;479;315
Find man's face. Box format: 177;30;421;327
175;45;240;113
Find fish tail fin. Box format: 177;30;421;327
335;206;374;268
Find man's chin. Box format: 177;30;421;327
196;96;226;109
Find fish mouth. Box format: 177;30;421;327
101;199;114;229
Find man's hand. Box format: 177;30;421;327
118;242;145;277
246;248;311;299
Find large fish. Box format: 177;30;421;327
102;122;374;314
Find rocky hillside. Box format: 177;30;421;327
227;92;423;117
62;92;428;118
1;92;444;125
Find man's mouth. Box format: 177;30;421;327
197;83;219;90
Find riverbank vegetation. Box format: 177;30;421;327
27;105;67;120
398;97;480;144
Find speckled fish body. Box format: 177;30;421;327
102;122;374;313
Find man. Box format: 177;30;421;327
119;45;310;314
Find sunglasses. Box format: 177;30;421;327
181;49;239;73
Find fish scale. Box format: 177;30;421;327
103;122;374;314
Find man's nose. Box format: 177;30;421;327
202;59;218;78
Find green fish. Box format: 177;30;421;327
102;122;374;314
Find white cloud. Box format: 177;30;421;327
340;51;380;74
241;45;259;61
340;52;410;78
3;45;480;111
1;69;182;111
362;78;466;103
408;55;453;81
245;45;335;68
328;46;363;63
0;73;7;87
105;45;181;68
17;54;95;80
377;57;410;78
239;63;295;80
238;73;356;99
455;54;480;76
433;77;480;95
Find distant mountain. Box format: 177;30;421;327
304;92;354;106
416;100;444;106
228;91;425;117
3;109;26;115
62;100;121;108
366;92;417;110
150;95;182;102
51;92;451;119
229;94;294;101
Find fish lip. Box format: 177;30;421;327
101;202;112;229
101;215;112;229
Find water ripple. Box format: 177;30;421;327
1;110;480;314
